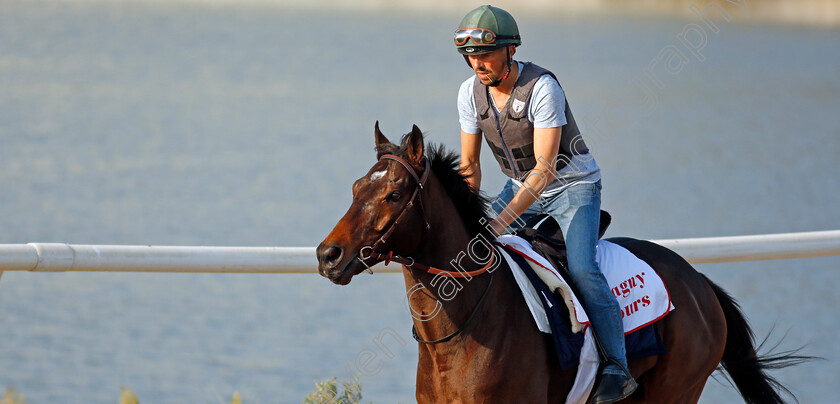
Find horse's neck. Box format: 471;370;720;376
407;174;487;279
399;174;573;400
402;174;499;345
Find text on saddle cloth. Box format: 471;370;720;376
496;235;674;335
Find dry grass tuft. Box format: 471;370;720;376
119;387;139;404
303;375;365;404
0;388;27;404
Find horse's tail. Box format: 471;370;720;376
702;274;811;404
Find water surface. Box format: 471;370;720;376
1;1;839;402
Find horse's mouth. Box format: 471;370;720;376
321;255;367;285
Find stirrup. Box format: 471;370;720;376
592;372;638;404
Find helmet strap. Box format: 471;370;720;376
488;46;512;88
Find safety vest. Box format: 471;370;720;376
473;62;589;179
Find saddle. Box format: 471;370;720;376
513;210;612;274
510;211;669;381
512;210;615;366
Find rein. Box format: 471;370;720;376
412;270;495;344
360;247;497;279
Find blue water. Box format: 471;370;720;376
1;1;839;402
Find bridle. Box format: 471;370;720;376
357;153;498;344
357;153;430;269
357;153;496;279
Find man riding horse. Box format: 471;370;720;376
454;6;636;403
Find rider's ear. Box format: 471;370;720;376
406;124;425;165
374;121;392;158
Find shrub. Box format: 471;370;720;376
302;375;366;404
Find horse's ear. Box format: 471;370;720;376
406;124;425;165
374;121;391;157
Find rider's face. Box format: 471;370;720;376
468;46;513;86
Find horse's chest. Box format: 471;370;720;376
418;349;505;399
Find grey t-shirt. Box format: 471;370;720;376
458;62;601;196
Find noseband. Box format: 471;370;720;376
357;154;496;279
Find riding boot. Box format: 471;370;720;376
592;368;638;404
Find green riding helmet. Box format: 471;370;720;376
455;5;521;55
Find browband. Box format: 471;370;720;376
379;154;429;189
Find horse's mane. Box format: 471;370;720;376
378;134;493;239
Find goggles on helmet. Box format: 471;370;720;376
454;28;500;46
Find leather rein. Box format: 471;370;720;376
358;153;497;344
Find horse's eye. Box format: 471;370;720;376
387;191;402;202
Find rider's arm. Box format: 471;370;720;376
490;126;562;234
460;130;482;190
489;75;567;234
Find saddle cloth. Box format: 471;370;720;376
496;235;673;334
495;235;674;404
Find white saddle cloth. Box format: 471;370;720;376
495;235;674;404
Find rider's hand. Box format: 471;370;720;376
489;217;508;236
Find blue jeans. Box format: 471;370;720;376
491;179;628;375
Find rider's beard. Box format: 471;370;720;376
475;68;496;85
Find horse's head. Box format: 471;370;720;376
317;122;430;285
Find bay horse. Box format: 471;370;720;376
317;123;804;403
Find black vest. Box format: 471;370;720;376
473;62;588;179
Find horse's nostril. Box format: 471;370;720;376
326;247;341;262
318;244;344;267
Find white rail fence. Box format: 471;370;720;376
0;230;839;276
